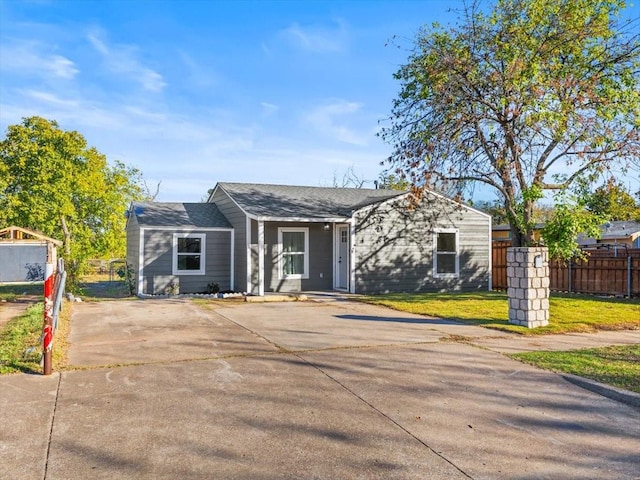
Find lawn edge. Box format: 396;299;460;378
560;373;640;409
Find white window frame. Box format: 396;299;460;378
278;227;309;280
172;233;206;275
433;228;459;278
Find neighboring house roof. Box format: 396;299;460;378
578;220;640;245
129;202;232;229
213;182;406;219
600;220;640;241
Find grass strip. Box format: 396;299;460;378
511;344;640;393
0;302;71;375
0;283;43;301
0;303;44;374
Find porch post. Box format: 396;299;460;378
137;229;145;296
246;217;252;294
349;219;356;294
258;220;265;296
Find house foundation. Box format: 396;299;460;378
507;247;549;328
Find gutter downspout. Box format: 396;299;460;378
349;217;356;294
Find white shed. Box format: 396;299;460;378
0;226;62;283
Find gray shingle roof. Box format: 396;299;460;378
577;220;640;245
600;220;640;240
131;202;232;228
217;182;406;219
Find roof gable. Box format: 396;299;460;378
130;202;232;229
214;182;405;219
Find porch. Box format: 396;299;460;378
248;220;354;295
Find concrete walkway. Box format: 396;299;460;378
1;297;638;479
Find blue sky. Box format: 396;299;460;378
1;0;638;203
1;0;461;201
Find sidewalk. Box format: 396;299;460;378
305;291;639;352
468;328;640;353
304;292;640;407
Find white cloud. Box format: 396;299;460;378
305;100;368;146
260;102;279;116
139;70;166;92
48;55;79;79
177;51;219;89
87;33;109;55
0;85;388;202
20;89;79;108
87;30;167;93
279;19;348;53
0;40;78;79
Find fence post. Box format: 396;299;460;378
42;243;55;375
568;261;572;293
628;256;632;298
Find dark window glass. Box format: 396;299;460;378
178;237;201;253
437;232;456;252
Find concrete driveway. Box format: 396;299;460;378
1;297;639;479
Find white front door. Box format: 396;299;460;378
337;225;349;290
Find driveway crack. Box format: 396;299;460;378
43;372;62;480
294;352;475;480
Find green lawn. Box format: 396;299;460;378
78;275;131;300
0;303;44;374
359;291;640;335
0;301;70;375
512;344;640;393
0;283;43;302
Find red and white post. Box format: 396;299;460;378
43;244;55;375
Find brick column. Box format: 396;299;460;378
507;247;550;328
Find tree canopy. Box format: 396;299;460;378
381;0;640;249
584;178;640;221
0;116;145;290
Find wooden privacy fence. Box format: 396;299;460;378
492;241;640;297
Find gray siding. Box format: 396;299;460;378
354;193;490;294
263;222;333;292
125;213;140;292
212;189;247;292
141;229;232;295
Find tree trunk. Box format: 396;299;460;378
60;215;78;291
509;198;536;247
60;215;71;256
511;225;525;247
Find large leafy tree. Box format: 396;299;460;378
0;116;145;290
381;0;640;249
585;178;640;221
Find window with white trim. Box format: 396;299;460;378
173;233;206;275
278;227;309;279
434;229;459;277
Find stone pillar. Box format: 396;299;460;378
507;247;550;328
